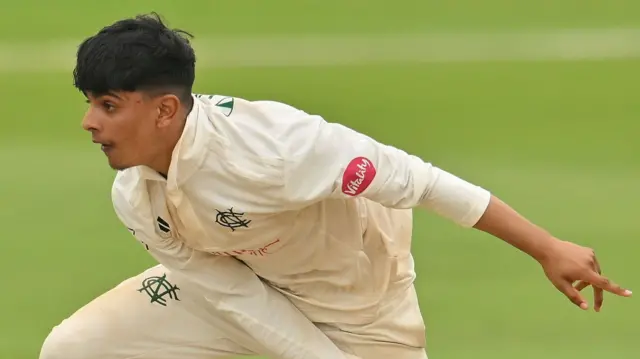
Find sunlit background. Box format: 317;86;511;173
1;1;638;358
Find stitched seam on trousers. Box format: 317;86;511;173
332;327;426;350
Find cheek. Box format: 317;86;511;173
127;111;159;148
116;110;149;139
110;116;134;144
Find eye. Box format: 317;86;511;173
84;98;117;112
102;101;116;112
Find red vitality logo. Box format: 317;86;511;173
342;157;376;196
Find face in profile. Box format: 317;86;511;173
73;14;195;173
82;91;165;170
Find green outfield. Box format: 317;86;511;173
1;1;638;358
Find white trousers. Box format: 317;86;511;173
39;265;428;359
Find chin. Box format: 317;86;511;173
107;158;133;171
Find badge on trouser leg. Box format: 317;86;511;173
39;265;254;359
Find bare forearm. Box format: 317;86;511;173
473;195;556;261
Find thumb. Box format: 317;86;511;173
558;281;589;310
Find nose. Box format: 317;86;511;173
81;108;100;132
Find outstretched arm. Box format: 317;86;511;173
279;110;632;311
473;195;632;311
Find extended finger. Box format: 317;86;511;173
585;272;632;297
593;257;604;312
594;285;604;312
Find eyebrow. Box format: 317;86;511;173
83;91;123;100
106;91;123;100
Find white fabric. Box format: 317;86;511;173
106;94;490;355
39;265;426;359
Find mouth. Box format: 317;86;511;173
93;140;113;154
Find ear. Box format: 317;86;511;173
156;94;181;128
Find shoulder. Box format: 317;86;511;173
251;100;326;151
197;93;329;178
196;93;308;123
197;94;325;157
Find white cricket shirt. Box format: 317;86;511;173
112;94;491;327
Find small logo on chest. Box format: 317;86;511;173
157;216;172;238
215;207;251;231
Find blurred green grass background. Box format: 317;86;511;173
1;1;638;358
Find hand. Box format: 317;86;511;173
537;239;632;312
